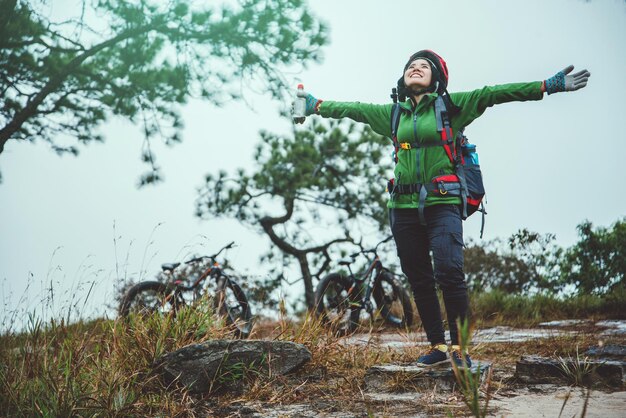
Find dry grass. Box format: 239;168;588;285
1;301;625;417
1;300;241;417
205;316;626;417
226;314;402;404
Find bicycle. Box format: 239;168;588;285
118;242;253;338
314;236;414;334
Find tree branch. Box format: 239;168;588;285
0;17;168;153
259;196;301;255
303;235;352;255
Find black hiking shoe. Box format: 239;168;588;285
415;344;448;366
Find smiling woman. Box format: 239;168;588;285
295;46;590;369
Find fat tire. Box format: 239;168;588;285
314;273;360;334
214;276;253;339
372;271;414;328
118;281;175;318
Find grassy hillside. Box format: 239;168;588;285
1;292;624;417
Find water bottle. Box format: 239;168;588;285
293;84;306;124
463;143;479;165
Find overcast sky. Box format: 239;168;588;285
1;0;625;331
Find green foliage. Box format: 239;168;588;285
559;218;626;295
470;289;624;325
199;119;390;225
465;220;625;297
464;228;562;294
196;119;393;308
0;0;327;184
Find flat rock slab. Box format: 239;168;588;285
515;355;626;389
343;321;626;351
365;361;492;392
156;339;311;393
489;387;626;418
585;344;626;360
471;326;577;343
539;319;591;327
596;320;626;335
343;326;581;349
538;319;626;336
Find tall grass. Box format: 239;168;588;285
0;296;234;417
0;298;404;416
450;318;492;418
470;289;624;326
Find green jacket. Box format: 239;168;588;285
318;81;544;209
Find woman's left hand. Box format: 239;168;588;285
544;65;591;95
304;93;323;116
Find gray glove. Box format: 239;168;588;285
544;65;591;95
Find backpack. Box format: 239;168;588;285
387;90;487;237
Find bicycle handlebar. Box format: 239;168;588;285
347;235;394;259
185;241;236;264
375;235;394;251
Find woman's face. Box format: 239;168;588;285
404;58;432;91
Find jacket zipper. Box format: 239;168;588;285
412;112;421;187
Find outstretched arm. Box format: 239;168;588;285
542;65;591;94
451;65;591;128
295;90;393;137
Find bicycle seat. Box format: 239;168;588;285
161;262;180;272
337;257;353;266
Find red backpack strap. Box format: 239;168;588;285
434;96;456;163
390;103;402;164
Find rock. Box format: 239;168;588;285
538;319;590;327
515;355;625;389
471;326;576;343
596;320;626;335
364;392;422;402
155;339;311;393
489;388;626;418
364;361;492;393
585;344;626;360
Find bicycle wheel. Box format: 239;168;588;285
214;276;253;339
314;273;361;334
118;281;178;318
372;271;414;328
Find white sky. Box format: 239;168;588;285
1;0;625;331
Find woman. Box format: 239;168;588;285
301;50;590;367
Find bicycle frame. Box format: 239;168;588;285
343;236;394;314
169;263;220;293
162;241;235;299
314;235;411;333
119;240;252;338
